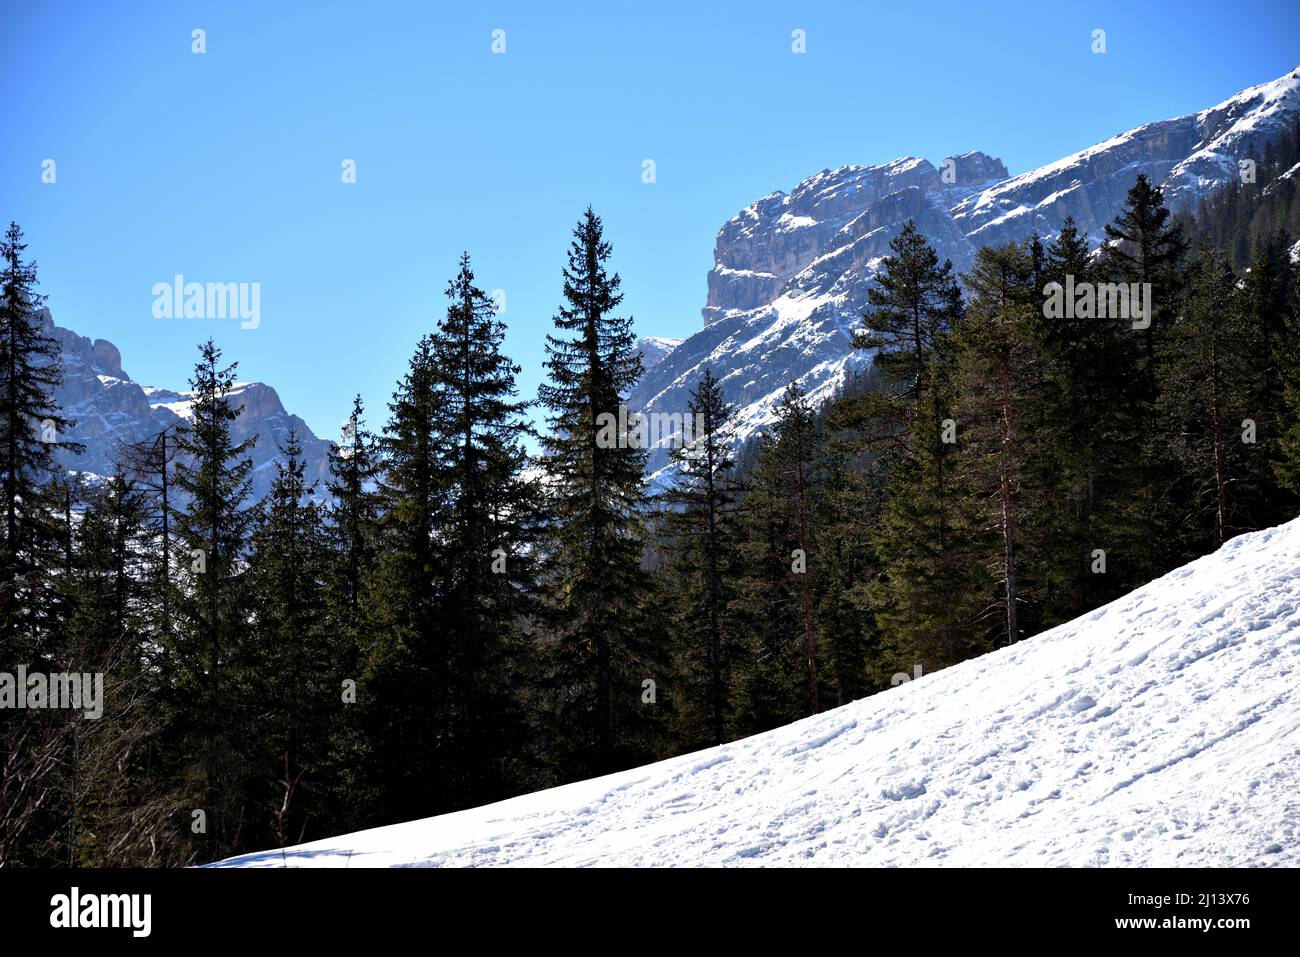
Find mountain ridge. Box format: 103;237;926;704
630;65;1300;486
47;307;333;503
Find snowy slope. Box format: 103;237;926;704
218;519;1300;868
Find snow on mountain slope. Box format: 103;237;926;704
631;66;1300;486
636;335;684;372
46;308;333;502
218;518;1300;868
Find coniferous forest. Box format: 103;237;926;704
4;154;1300;865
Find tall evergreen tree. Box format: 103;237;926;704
1103;173;1189;381
321;394;380;823
664;368;739;746
168;338;257;861
0;222;81;660
1035;218;1143;620
1158;248;1265;546
870;352;989;675
1102;174;1192;583
245;430;338;848
428;253;539;805
326;394;379;627
770;383;821;712
537;208;652;778
952;241;1050;645
730;431;805;736
364;335;446;821
852;220;964;400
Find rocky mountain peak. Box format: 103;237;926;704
632;65;1300;489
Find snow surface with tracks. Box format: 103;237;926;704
219;520;1300;867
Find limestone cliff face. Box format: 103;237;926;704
45;308;332;503
630;66;1300;486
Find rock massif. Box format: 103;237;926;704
630;65;1300;485
47;308;333;504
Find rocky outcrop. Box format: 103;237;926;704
45;308;332;503
631;66;1300;487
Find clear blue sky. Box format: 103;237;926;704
3;0;1298;443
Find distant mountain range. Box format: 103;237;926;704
45;65;1300;497
47;308;333;504
630;65;1300;485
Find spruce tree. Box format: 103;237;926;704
663;368;739;746
364;335;446;821
169;338;257;861
537;208;651;778
870;353;988;675
0;222;81;660
952;241;1050;645
730;431;805;736
1158;248;1264;546
245;430;337;848
428;253;539;805
1036;218;1142;620
322;394;380;822
326;394;379;626
1102;174;1188;393
771;383;821;712
1102;175;1192;584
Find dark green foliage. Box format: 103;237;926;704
537;209;657;779
1158;248;1270;546
0;222;82;661
167;339;258;861
6;166;1300;869
662;369;740;747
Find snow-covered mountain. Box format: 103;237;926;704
217;516;1300;868
631;65;1300;485
47;308;333;503
636;335;683;372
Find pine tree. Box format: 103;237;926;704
1102;175;1192;583
852;220;963;400
730;431;805;735
537;208;652;778
1035;218;1142;620
321;394;380;823
169;338;257;860
807;417;880;704
772;383;821;712
326;394;379;628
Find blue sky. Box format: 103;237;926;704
3;0;1298;444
